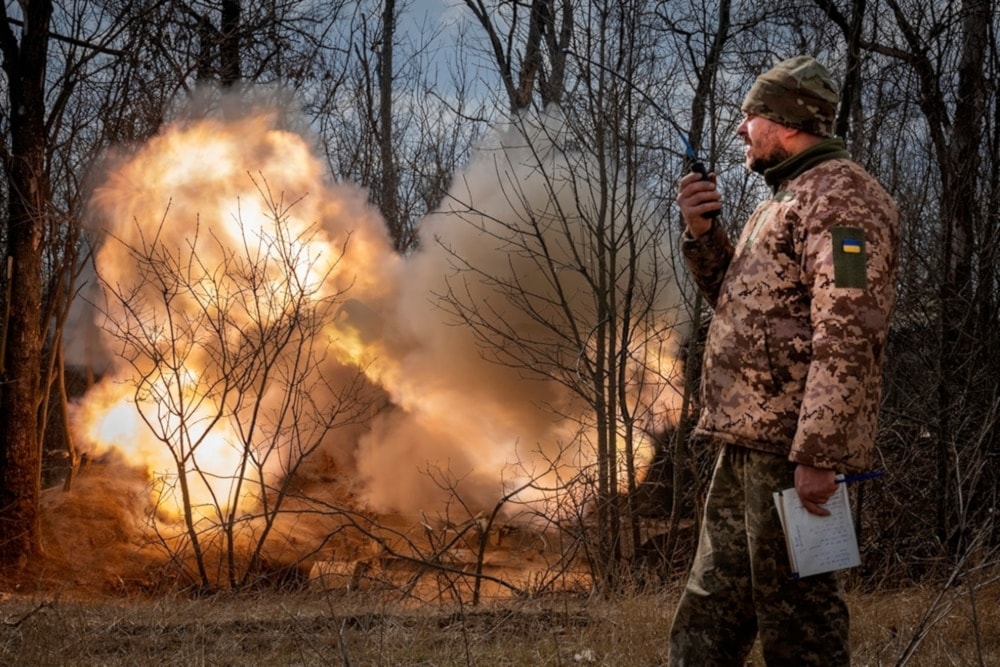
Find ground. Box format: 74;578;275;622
2;461;997;665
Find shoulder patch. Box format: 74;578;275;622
832;226;867;288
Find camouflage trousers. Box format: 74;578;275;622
668;443;850;666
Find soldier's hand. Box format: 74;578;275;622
677;170;721;238
794;464;838;517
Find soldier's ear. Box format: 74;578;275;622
782;126;823;152
778;124;802;141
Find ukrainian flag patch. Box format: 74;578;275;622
842;238;862;254
832;227;867;288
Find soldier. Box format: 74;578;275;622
668;56;900;665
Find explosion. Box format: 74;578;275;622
69;94;691;538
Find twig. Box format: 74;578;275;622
2;600;53;627
4;17;123;55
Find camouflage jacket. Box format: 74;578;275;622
682;140;900;472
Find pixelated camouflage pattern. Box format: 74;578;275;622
741;56;840;138
682;151;899;472
668;445;850;665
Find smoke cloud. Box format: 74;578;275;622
72;92;690;525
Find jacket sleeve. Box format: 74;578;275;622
680;221;735;309
788;179;899;471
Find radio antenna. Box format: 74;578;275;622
561;48;713;181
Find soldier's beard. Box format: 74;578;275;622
748;144;792;174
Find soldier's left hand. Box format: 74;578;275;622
794;464;837;516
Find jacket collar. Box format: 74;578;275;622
763;137;851;192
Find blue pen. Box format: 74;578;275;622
838;471;885;484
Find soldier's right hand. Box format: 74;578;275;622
677;170;722;237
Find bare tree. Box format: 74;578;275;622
0;0;258;566
377;0;401;249
320;1;478;252
462;0;571;112
96;184;377;589
0;0;52;567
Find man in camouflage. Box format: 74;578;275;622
668;56;900;665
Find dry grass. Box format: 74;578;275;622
846;577;1000;667
2;575;997;666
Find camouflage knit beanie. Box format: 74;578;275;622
741;56;840;138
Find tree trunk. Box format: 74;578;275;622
220;0;242;87
378;0;401;249
0;0;53;567
935;0;988;553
